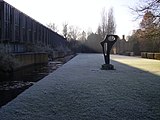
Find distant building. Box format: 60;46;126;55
113;35;127;54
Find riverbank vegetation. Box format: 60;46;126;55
0;45;20;73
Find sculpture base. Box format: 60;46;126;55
101;64;115;70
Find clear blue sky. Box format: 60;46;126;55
5;0;140;38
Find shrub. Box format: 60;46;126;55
0;45;20;72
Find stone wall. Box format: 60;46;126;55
141;52;160;60
13;53;48;68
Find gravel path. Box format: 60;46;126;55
0;54;160;120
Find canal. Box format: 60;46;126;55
0;55;75;107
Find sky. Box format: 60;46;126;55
4;0;140;38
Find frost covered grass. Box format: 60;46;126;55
0;54;160;120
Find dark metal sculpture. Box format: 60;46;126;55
101;35;119;70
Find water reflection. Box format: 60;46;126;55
0;61;63;107
0;54;75;107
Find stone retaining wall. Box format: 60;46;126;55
13;51;74;70
13;53;48;68
154;53;160;60
141;52;160;60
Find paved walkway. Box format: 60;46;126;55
0;54;160;120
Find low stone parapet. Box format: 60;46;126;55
141;52;147;58
141;52;160;60
154;53;160;60
147;53;154;59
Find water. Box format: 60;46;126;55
0;55;75;107
0;58;67;107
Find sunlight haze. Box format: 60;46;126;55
4;0;139;38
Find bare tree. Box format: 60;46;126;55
132;0;160;20
67;26;80;41
47;23;58;32
140;11;156;29
97;25;103;38
107;8;116;34
101;8;108;39
62;22;68;39
79;31;87;42
99;7;116;38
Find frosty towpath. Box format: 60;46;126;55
0;54;160;120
